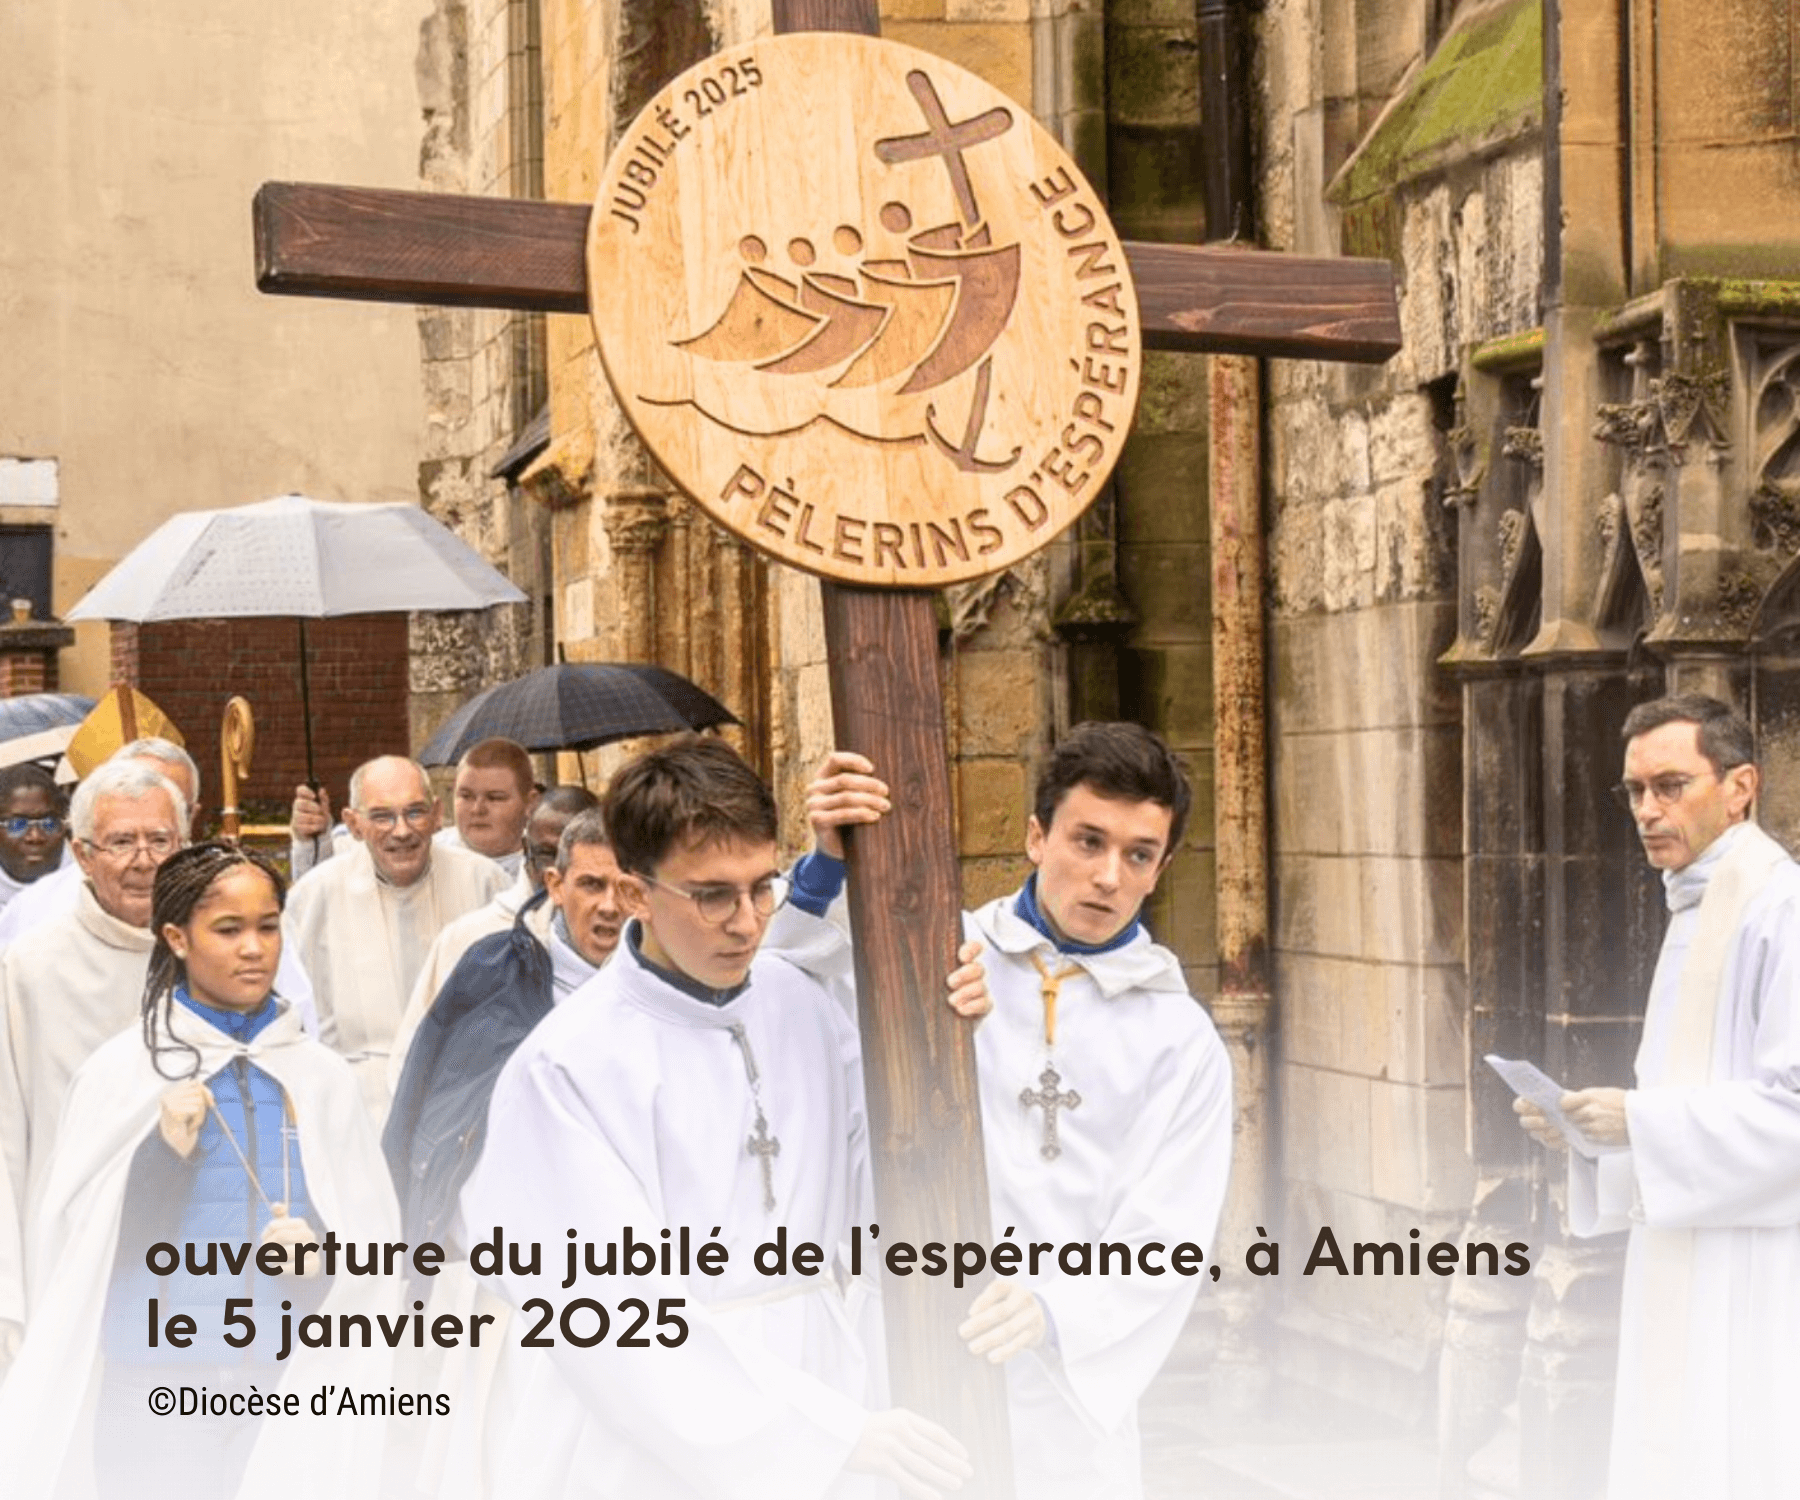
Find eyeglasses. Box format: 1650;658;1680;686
2;816;62;838
1610;771;1715;812
524;842;560;871
361;803;435;833
637;872;790;924
80;831;179;862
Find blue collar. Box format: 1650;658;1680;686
173;983;279;1041
624;921;751;1008
1014;873;1143;955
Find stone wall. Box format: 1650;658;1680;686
1256;0;1545;1407
410;0;553;755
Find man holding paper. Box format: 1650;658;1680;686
1514;694;1800;1499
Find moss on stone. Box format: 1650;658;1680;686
1328;0;1541;208
1677;261;1800;302
1469;326;1546;373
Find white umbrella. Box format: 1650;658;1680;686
66;494;527;781
65;493;525;620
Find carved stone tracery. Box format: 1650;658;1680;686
1750;342;1800;561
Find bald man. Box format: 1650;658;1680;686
289;737;538;879
285;756;506;1124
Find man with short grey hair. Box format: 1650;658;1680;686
1516;693;1800;1496
0;760;187;1363
0;736;198;951
285;755;506;1123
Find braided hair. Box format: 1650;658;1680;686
141;841;288;1081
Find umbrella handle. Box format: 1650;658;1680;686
296;618;319;788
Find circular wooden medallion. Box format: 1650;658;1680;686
588;32;1141;588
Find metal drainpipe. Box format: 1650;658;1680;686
1196;0;1276;1394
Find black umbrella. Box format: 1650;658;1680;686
418;663;739;766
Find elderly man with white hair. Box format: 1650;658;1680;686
0;738;200;953
0;759;188;1366
286;755;506;1124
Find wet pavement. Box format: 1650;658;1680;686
1139;1326;1440;1499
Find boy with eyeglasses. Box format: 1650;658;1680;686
462;736;988;1500
0;765;68;915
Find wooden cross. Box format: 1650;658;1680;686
1020;1064;1081;1162
250;3;1399;1494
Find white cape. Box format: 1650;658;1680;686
0;994;402;1500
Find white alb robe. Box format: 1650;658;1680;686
285;839;505;1122
0;861;81;954
966;897;1231;1500
460;933;873;1500
435;824;525;879
764;891;1233;1499
386;868;547;1090
0;996;402;1500
0;884;156;1331
399;910;599;1500
1567;821;1800;1500
0;845;72;915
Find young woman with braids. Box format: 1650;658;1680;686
0;842;401;1500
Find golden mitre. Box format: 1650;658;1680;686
66;684;185;778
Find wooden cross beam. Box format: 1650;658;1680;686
250;5;1401;1497
252;183;1402;364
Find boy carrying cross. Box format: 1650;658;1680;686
788;721;1234;1500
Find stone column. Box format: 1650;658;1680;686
601;488;671;663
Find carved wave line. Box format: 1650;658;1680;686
638;394;929;448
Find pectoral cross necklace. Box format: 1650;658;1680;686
728;1023;781;1213
1022;953;1083;1160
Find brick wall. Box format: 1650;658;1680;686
112;615;410;827
0;651;51;696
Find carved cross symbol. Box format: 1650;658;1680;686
874;69;1012;229
747;1110;782;1213
1019;1062;1081;1161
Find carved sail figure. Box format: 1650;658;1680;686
675;223;1019;398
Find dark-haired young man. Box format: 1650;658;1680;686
791;721;1233;1500
462;736;987;1500
1514;694;1800;1497
0;765;68;915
